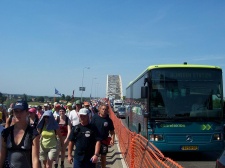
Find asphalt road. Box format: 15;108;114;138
46;137;127;168
165;151;220;168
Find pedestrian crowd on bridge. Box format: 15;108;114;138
0;99;115;168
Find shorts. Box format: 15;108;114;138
40;143;58;161
100;143;108;156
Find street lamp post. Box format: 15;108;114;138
95;83;99;100
90;77;97;100
81;67;90;102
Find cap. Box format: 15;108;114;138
75;100;81;105
28;108;36;113
55;104;61;108
13;101;28;111
67;102;72;106
44;103;48;107
83;101;90;106
79;108;89;115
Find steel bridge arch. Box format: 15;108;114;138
106;75;123;99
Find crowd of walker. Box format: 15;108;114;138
0;99;115;168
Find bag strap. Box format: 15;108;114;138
65;116;69;125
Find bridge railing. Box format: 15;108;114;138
109;105;183;168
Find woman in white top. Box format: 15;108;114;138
69;100;82;127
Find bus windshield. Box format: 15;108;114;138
150;68;223;119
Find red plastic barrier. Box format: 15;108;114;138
108;105;183;168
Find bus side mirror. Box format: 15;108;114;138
141;86;148;99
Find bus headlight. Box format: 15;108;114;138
213;133;222;141
150;134;164;141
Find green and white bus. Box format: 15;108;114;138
125;63;225;152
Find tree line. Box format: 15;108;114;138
0;92;80;107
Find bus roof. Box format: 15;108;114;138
147;64;221;70
126;63;222;88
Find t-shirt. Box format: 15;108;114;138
1;125;39;168
69;123;99;161
91;114;114;140
66;109;72;117
41;126;57;148
53;111;60;119
69;110;80;126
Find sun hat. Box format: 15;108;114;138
75;100;81;105
67;102;72;106
79;108;89;115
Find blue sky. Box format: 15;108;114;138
0;0;225;98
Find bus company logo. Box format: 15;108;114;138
186;135;193;142
160;124;185;128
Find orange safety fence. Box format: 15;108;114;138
108;105;183;168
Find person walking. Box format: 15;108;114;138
66;102;73;117
43;103;49;112
55;107;71;168
83;101;93;121
28;107;39;128
91;104;115;168
53;104;61;122
0;101;40;168
0;123;4;153
36;105;44;119
0;104;6;124
37;110;63;168
5;107;17;128
69;100;82;128
67;108;101;168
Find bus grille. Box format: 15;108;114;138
166;134;212;143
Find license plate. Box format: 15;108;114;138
181;146;198;151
